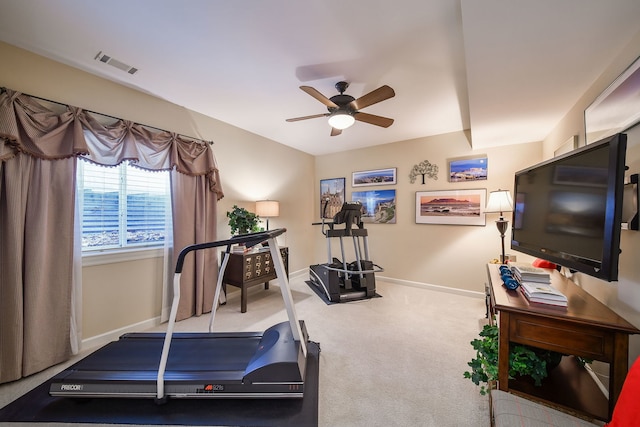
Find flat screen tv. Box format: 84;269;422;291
511;133;627;282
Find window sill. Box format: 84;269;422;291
82;247;165;267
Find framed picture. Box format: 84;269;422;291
352;189;396;224
352;168;397;187
585;55;640;144
320;177;345;219
554;135;578;157
415;189;486;226
448;156;488;182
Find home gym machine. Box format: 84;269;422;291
49;228;310;402
309;200;382;302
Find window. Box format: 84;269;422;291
78;160;170;251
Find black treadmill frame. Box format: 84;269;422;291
49;228;309;402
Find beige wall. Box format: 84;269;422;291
314;131;541;294
541;28;640;363
83;257;164;338
0;41;316;341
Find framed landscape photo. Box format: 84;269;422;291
352;167;397;187
320;177;345;219
415;189;486;226
351;189;396;224
448;155;487;182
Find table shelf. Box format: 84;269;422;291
509;355;608;421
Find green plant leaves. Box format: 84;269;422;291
226;205;261;235
464;323;566;394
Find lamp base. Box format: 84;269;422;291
495;218;509;266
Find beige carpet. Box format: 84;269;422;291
0;274;490;427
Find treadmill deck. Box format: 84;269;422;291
50;322;307;399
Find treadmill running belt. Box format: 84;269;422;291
69;334;261;372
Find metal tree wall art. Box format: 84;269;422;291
409;160;439;184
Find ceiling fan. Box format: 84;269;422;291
286;81;395;136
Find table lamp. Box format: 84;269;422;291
255;200;280;231
485;189;514;264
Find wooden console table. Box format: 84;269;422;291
221;247;288;313
487;263;639;421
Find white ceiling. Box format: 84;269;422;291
1;0;639;155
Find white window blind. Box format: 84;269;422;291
78;160;170;251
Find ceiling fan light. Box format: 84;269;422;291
328;112;355;130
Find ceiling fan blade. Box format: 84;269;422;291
350;85;395;110
330;127;342;136
286;113;329;122
354;112;394;128
300;86;338;108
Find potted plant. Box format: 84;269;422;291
464;323;565;395
226;205;261;236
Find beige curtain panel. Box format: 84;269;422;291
0;88;224;384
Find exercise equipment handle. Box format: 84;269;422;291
174;228;286;273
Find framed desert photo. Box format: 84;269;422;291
351;189;396;224
352;168;397;187
320;177;345;219
448;156;487;182
415;189;486;226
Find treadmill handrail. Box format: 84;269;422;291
157;227;306;402
174;228;286;273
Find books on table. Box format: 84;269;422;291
519;281;567;307
509;263;566;307
511;264;551;284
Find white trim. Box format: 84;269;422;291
288;268;308;280
81;316;162;351
377;275;485;299
82;247;164;266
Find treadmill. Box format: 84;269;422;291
49;228;309;403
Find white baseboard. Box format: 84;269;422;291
289;268;307;279
377;275;485;299
81;316;162;352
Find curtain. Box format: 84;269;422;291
171;171;220;320
0;88;224;383
0;90;80;383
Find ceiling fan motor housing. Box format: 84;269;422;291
328;94;356;113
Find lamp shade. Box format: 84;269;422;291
327;111;355;130
255;200;280;218
485;190;513;216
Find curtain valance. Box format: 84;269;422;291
0;88;223;198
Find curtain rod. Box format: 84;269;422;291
0;87;214;145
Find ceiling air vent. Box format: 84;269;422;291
94;51;138;75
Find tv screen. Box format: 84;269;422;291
511;133;627;282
